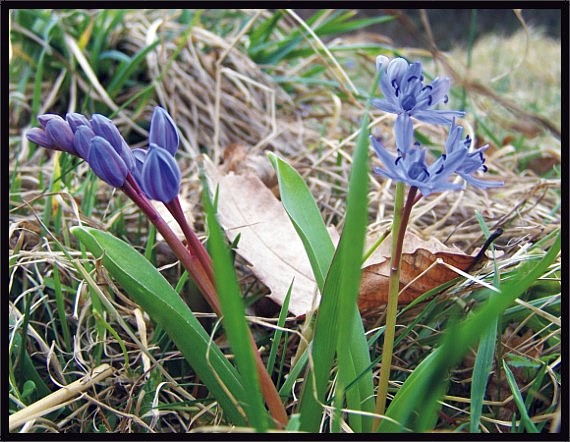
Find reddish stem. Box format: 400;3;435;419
165;197;214;282
122;175;288;428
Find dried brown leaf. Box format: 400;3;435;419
358;233;479;315
202;155;336;316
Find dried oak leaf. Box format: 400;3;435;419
358;233;481;315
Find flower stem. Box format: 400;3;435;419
122;176;288;428
373;184;419;431
122;177;221;314
165;197;214;282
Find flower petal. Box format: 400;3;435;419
371;98;401;114
394;114;413;153
413;109;465;125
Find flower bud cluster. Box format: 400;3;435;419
26;106;182;202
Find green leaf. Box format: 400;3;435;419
469;319;497;432
70;226;247;426
267;152;334;289
267;282;293;375
295;111;374;432
202;182;271;431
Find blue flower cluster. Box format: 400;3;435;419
371;56;503;196
26;106;182;203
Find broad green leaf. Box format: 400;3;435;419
70;226;247;426
267;152;334;289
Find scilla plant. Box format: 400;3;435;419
25;56;559;433
27;107;287;430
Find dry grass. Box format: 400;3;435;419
9;9;561;433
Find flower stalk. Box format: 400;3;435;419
26;107;288;428
122;176;288;427
373;183;418;431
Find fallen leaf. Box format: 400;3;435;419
202;155;337;317
358;233;481;315
202;154;488;317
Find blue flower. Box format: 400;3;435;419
372;56;465;152
372;137;463;196
444;120;504;190
371;121;503;196
88;136;129;188
149;106;179;156
139;143;181;203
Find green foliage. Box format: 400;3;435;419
247;9;393;82
70;226;248;426
202;180;272;431
378;232;560;432
270;109;375;432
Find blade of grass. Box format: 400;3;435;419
106;40;160;97
51;264;72;353
378;231;560;432
267;282;293;376
470;212;501;432
502;360;539;432
202;184;272;432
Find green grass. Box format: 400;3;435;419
8;8;561;434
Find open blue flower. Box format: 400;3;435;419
372;56;465;152
444;120;504;190
371;121;503;196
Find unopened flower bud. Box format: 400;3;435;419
45;117;76;154
26;127;55;149
88;136;128;188
74;125;95;160
91;114;134;170
149;106;179;156
66;112;91;132
37;114;62;128
131;148;147;188
140;143;181;202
